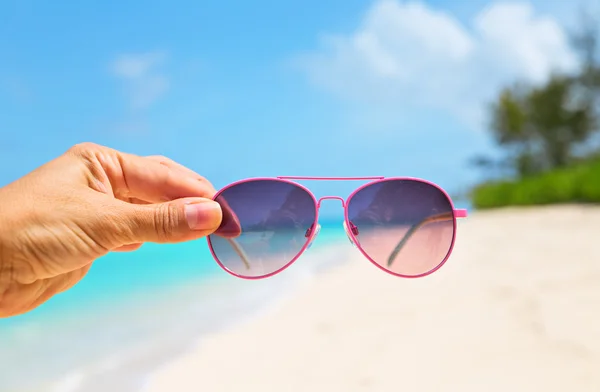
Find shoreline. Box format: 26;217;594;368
144;204;600;392
34;240;355;392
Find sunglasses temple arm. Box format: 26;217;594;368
386;211;455;267
226;238;251;270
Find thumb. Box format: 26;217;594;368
114;197;223;244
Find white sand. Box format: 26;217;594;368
146;205;600;392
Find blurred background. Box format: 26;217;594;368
1;0;600;391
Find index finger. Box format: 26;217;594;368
145;155;217;195
72;144;217;203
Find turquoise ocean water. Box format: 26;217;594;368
0;220;349;392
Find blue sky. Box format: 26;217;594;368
0;0;592;217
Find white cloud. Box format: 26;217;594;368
110;51;169;110
293;0;579;131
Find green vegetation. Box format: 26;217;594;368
470;13;600;209
472;156;600;209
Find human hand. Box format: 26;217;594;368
0;142;223;317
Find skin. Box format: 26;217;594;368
0;142;224;318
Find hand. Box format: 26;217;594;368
0;142;223;317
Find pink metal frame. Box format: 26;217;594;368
207;176;468;280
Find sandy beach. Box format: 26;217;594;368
145;205;600;392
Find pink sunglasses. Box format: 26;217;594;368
207;176;467;279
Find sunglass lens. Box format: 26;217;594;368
346;179;455;276
208;180;317;278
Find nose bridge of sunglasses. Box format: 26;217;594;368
305;223;321;250
342;221;358;248
316;195;347;209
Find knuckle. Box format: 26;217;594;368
149;155;170;162
153;203;181;241
68;142;101;156
195;176;216;192
147;155;174;167
97;211;128;250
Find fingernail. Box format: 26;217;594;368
185;201;222;230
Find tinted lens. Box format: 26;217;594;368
347;179;455;276
208;180;317;278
